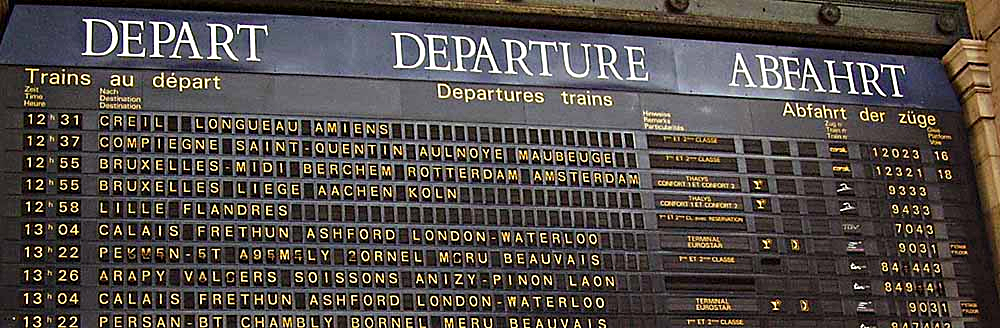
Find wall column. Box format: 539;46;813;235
943;39;1000;295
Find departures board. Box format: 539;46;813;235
0;5;997;328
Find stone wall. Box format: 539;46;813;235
944;0;1000;297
